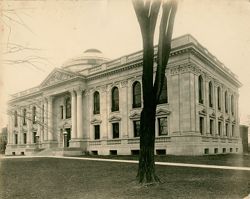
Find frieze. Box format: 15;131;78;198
121;80;128;88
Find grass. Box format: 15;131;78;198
0;156;250;199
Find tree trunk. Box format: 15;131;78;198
137;28;159;184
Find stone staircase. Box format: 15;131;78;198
33;147;85;156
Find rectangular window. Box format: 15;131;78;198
60;106;64;119
94;125;100;140
218;121;222;135
15;134;18;145
199;117;204;134
33;132;37;143
23;133;27;144
112;123;119;139
133;120;140;137
42;105;44;123
158;117;168;136
209;119;214;135
225;123;229;136
232;125;235;137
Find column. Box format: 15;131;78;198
44;99;48;141
71;90;77;139
101;87;108;139
47;96;54;141
121;81;128;138
76;89;83;139
8;115;13;144
17;109;22;144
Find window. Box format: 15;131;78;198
209;119;214;135
23;109;26;125
66;97;71;119
93;91;100;114
198;75;204;104
158;117;168;136
33;132;37;143
15;134;18;144
231;95;234;115
218;121;222;136
94;125;100;140
60;106;64;119
232;125;235;137
199;117;204;134
42;105;44;122
209;81;213;107
133;120;140;137
225;91;228;113
111;87;119;112
14;111;18;127
225;123;229;136
23;133;27;144
112;123;119;138
217;87;221;110
158;77;168;104
32;106;36;124
132;81;141;108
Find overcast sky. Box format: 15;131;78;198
1;0;250;128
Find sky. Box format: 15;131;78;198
1;0;250;129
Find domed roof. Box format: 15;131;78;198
84;48;102;53
62;48;110;73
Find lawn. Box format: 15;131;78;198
0;156;250;199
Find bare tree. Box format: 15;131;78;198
1;5;51;72
132;0;178;184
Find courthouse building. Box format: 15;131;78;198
5;34;242;156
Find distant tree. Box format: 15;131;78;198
132;0;178;184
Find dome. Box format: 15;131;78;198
62;48;110;73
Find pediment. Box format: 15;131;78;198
210;112;216;118
156;108;171;116
109;115;121;122
40;68;78;88
199;109;207;116
218;115;224;121
91;118;102;124
129;112;141;119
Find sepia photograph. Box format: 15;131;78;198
0;0;250;198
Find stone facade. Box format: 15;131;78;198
5;35;242;156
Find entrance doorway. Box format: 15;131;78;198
64;128;71;147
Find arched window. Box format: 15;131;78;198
14;111;18;127
209;81;213;107
132;81;141;108
231;95;234;115
23;109;26;125
66;97;71;119
111;87;119;112
158;77;168;104
198;75;204;104
225;91;228;113
217;87;221;110
32;106;36;124
93;91;100;114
